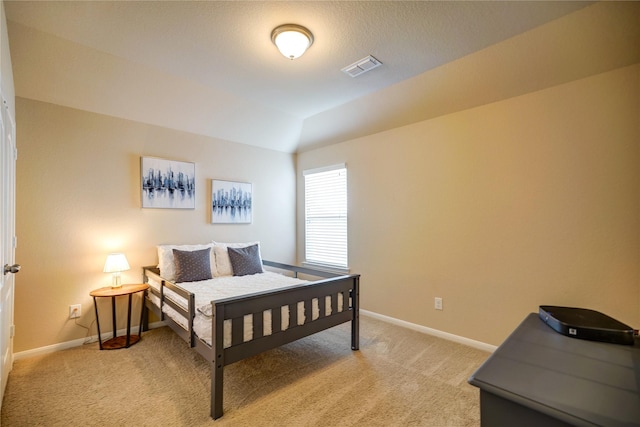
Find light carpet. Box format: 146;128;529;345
1;315;489;426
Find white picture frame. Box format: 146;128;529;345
141;157;195;209
211;179;252;224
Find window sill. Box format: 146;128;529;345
302;262;350;275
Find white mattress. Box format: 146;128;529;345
150;272;344;348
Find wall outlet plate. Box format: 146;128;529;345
435;297;443;310
69;304;81;319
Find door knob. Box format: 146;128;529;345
3;264;21;275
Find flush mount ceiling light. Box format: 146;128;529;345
271;24;314;60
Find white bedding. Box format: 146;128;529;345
150;272;344;347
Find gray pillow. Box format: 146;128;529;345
228;244;264;276
172;248;213;282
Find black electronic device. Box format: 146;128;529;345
539;305;635;345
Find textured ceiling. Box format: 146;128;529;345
6;1;637;153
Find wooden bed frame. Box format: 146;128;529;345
142;260;360;420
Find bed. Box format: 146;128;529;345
141;242;360;419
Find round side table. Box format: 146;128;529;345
90;283;149;350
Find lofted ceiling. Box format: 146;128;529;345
4;1;639;153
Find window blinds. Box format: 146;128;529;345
304;164;348;268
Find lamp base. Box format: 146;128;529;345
111;273;122;288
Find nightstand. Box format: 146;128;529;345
90;283;149;350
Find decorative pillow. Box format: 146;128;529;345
227;244;264;276
157;243;216;280
172;248;213;283
212;241;260;276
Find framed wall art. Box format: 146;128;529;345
211;179;252;224
141;157;195;209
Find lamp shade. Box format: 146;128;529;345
271;24;314;60
103;253;130;273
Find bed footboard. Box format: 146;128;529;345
209;262;360;419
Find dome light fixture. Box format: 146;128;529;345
271;24;314;60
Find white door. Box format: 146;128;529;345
0;94;18;404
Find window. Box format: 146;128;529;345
304;164;348;269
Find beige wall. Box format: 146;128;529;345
14;98;297;353
12;65;640;353
298;64;640;346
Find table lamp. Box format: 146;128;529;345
103;253;130;288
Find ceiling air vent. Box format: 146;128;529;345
341;55;382;77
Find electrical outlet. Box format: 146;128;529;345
434;297;443;311
69;304;81;319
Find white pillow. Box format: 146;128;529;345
212;241;260;277
157;243;216;281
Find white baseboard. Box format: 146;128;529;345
13;321;166;361
15;312;495;361
360;310;497;353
